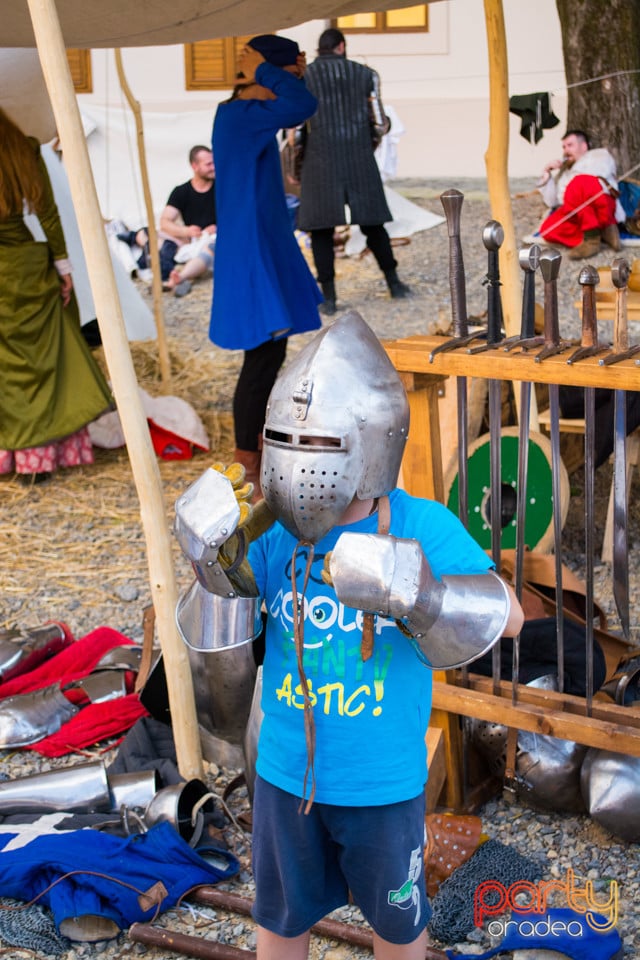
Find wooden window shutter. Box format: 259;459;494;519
66;49;92;93
185;36;252;90
335;6;429;33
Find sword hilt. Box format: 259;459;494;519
578;265;599;348
518;244;541;341
482;220;504;344
611;256;631;353
440;189;468;339
567;265;607;364
538;248;562;355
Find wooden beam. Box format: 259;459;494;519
27;0;203;782
384;334;640;391
432;679;640;757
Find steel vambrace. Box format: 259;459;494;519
329;533;511;669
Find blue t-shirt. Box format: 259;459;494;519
248;488;492;806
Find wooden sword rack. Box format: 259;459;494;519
383;333;640;810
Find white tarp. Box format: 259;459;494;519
0;47;56;140
24;144;156;341
3;1;428;48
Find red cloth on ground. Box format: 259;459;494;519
0;626;149;757
539;174;616;247
28;692;148;757
0;626;135;698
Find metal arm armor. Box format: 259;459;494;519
329;533;511;670
174;466;246;599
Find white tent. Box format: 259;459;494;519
2;0;516;780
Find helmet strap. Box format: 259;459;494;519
291;539;317;814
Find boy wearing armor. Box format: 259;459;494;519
175;311;524;960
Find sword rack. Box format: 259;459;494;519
384;333;640;810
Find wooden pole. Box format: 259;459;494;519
113;48;171;387
483;0;538;427
26;0;203;781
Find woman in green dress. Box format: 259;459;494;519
0;109;112;483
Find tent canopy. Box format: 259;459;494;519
3;1;434;48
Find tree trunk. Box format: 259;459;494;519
556;0;640;178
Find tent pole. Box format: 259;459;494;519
114;48;171;386
483;0;538;426
26;0;203;781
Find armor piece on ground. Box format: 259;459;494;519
581;748;640;842
108;769;161;812
143;778;214;847
329;532;510;669
601;654;640;705
93;644;143;672
261;310;409;543
0;759;111;814
0;670;129;748
0;622;68;683
469;675;587;812
177;584;260;752
0;684;79;747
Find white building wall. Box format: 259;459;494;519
76;0;567;224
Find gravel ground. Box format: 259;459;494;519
1;178;639;959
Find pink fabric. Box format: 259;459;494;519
0;425;94;475
539;174;617;247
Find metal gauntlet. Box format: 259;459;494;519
174;464;263;647
329;533;510;669
174;466;252;599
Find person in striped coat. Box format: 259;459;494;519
297;28;411;315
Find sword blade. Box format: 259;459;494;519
584;386;596;716
613;389;631;639
489;377;502;694
549;382;565;695
610;258;632;640
512;379;532;706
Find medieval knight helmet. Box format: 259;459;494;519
261;311;410;543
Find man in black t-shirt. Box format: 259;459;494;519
158;145;217;295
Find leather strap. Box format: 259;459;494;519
503;726;519;802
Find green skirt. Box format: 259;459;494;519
0;234;112;450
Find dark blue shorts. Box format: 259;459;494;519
251;776;431;943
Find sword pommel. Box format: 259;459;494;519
440;189;464;238
482;220;504;252
519;243;541;273
611;257;630;290
539;248;561;283
578;265;599;289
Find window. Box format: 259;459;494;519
66;49;92;93
335;5;429;33
185;36;252;90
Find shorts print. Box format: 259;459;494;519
251;776;431;943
